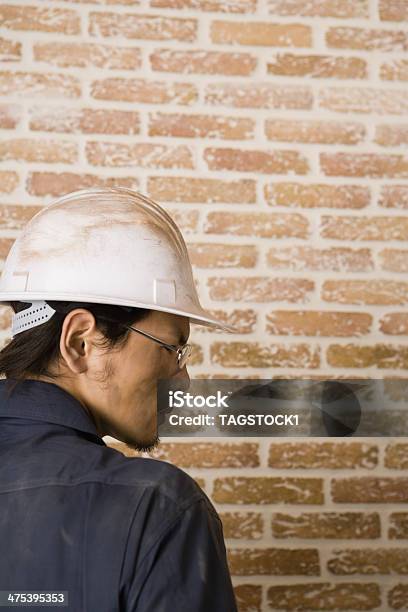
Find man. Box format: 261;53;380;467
0;188;238;611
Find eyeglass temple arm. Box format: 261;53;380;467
125;324;179;351
93;315;179;351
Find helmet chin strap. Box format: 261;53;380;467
12;301;56;338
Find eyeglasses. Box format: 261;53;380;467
122;324;192;370
87;313;192;370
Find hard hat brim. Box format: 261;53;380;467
0;293;239;334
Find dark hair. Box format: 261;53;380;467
0;301;151;394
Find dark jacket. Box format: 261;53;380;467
0;378;238;612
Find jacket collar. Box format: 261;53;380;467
0;378;105;444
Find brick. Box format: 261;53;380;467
385;443;408;469
234;584;261;612
267;0;369;18
150;48;256;76
0;307;12;332
0;171;18;194
148;112;254;140
266;246;373;272
227;547;319;576
319;87;408;115
0;104;21;129
0;205;42;230
188;343;203;366
380;313;408;335
272;374;371;382
86;141;194;169
322;280;408;306
205;83;313;109
0;36;21;61
220;512;263;539
321;215;408;240
272;512;381;539
0;71;80;99
375;124;408;147
194;477;205;489
388;584;408;609
383;379;408;402
333;477;408;503
264;182;369;209
53;0;142;3
328;548;408;575
382;247;408;277
148;177;256;204
89;11;196;41
29;107;140;136
208;277;314;302
379;0;408;21
33;42;141;70
91;78;197;105
321;153;408;178
211;341;320;368
266;310;372;337
194;373;262;380
187;243;257;268
268;583;380;610
381;60;408;81
166;208;199;232
379;185;408;208
193;309;257;334
0;238;16;259
267;53;367;79
389;513;408;539
265;119;365;145
327;343;408;369
326;27;408;51
269;442;378;469
205;212;308;238
213;476;324;504
204;148;309;174
150;0;256;14
210;21;311;47
109;441;259;467
379;249;408;273
26;172;139;198
0;139;77;164
0;5;80;34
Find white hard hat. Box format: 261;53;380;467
0;187;238;336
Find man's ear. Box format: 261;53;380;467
59;309;98;375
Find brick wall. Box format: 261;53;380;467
0;0;408;609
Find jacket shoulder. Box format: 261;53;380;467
98;444;208;512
